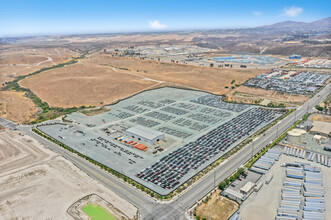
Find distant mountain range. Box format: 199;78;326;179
259;17;331;30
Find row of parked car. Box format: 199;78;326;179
136;108;281;189
191;94;250;112
91;136;144;160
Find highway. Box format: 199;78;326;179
1;83;330;220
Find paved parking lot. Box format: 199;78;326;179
37;87;283;195
228;170;261;192
239;154;331;220
245;71;330;95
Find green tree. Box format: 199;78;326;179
315;105;324;111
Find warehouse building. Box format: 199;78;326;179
310;121;331;138
223;188;245;202
126;125;165;144
240;181;255;195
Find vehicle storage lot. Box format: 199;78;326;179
37;88;283;195
0;129;137;219
245;70;330;95
239;154;331;220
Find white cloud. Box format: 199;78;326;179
149;20;167;30
282;6;303;17
252;11;261;16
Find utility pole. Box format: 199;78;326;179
251;141;254;158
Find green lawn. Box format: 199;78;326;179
82;203;118;220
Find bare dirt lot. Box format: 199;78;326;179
0;47;79;85
309;113;331;123
0;129;137;219
87;54;266;95
225;85;309;106
20;62;159;108
0;91;39;123
196;189;238;220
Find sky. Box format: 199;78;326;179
0;0;330;37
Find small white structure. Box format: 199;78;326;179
265;174;273;184
287;129;307;144
240;181;255;195
255;182;263;192
126;125;165;144
313;135;327;144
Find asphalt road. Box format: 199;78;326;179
1;83;330;220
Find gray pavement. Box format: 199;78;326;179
1;83;330;220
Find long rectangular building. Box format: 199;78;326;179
126;125;165;144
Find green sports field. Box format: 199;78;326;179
82;203;118;220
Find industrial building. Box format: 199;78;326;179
240;182;255;195
310;121;331;138
126;125;165;144
287;128;307;144
223;188;245;202
289;54;301;59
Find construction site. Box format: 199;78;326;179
106;45;288;69
0;127;138;219
35;87;284;195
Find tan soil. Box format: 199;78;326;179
309;113;331;123
0;129;138;219
0;91;39;123
196;189;238;220
0;47;79;86
86;54;266;95
226;86;309;106
20;62;158;108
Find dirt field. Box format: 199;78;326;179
309;113;331;123
196;189;238;220
225;86;309;106
20;62;159;108
0;91;39;123
86;54;266;94
0;129;137;219
0;47;79;85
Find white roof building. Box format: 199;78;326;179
310;121;331;137
126;125;165;144
240;181;255;195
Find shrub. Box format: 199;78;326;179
315;105;324;111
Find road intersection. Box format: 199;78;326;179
1;83;329;219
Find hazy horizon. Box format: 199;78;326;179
1;0;330;38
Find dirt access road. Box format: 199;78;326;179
0;128;138;219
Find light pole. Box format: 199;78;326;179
251;141;254;158
214;171;216;188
